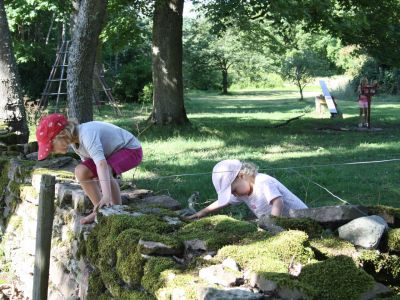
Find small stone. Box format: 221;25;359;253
138;239;182;256
163;216;182;225
197;287;264;300
249;273;277;292
199;264;243;287
222;258;240;271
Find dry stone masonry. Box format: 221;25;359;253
0;149;400;299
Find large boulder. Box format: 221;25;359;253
338;215;388;249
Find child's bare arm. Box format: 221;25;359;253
270;197;284;216
94;159;112;210
185;200;229;220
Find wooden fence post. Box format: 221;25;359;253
32;174;55;300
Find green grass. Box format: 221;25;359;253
30;86;400;219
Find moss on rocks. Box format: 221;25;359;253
141;257;178;294
139;231;183;252
87;271;107;300
299;255;375;300
156;272;209;300
84;213;183;295
179;215;258;250
388;229;400;253
97;214;178;236
32;168;75;181
367;205;400;227
273;216;324;238
357;250;400;285
216;230;315;275
119;290;156;300
113;228;145;286
310;237;356;259
256;272;317;299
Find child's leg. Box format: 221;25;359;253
75;164;102;205
110;177;122;205
359;108;364;125
363;107;368;124
75;164;102;224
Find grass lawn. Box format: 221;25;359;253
32;86;400;219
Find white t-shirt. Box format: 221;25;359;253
228;173;307;218
71;121;141;164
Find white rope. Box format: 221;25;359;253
68;156;400;184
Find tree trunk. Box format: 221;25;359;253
298;83;304;101
151;0;188;125
67;0;107;123
0;0;29;143
222;68;228;95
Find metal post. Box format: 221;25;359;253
32;175;55;300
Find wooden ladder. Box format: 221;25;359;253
39;40;121;116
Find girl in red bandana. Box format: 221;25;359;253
36;114;142;224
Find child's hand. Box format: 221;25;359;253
95;196;112;212
184;211;206;221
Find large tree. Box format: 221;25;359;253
67;0;107;123
196;0;400;67
151;0;188;124
0;0;29;143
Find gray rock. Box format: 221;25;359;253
25;152;38;160
258;215;284;234
34;156;73;169
163;216;182;225
121;188;154;203
184;239;207;252
249;273;277;292
129;194;182;210
198;287;264;300
71;189;92;213
56;182;82;207
222;258;240;272
175;207;197;217
338;215;388;249
360;282;392;300
138;239;182;256
276;286;306;300
199;264;243;287
97;205;143;219
289;205;369;229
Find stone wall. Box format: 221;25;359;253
1;156;91;299
1;154;400;300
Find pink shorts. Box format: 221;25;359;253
358;100;368;108
81;147;143;178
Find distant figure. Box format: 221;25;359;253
357;77;369;128
186;160;307;220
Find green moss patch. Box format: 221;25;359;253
357;250;400;285
388;229;400;253
141;257;178;294
299;255;375;300
367;205;400;227
178;215;257;250
216;230;315;275
32;168;75;181
139;232;183;252
156;273;210;300
273;216;323;238
310;237;356;259
87;271;107;299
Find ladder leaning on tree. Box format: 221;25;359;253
39;40;121;117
